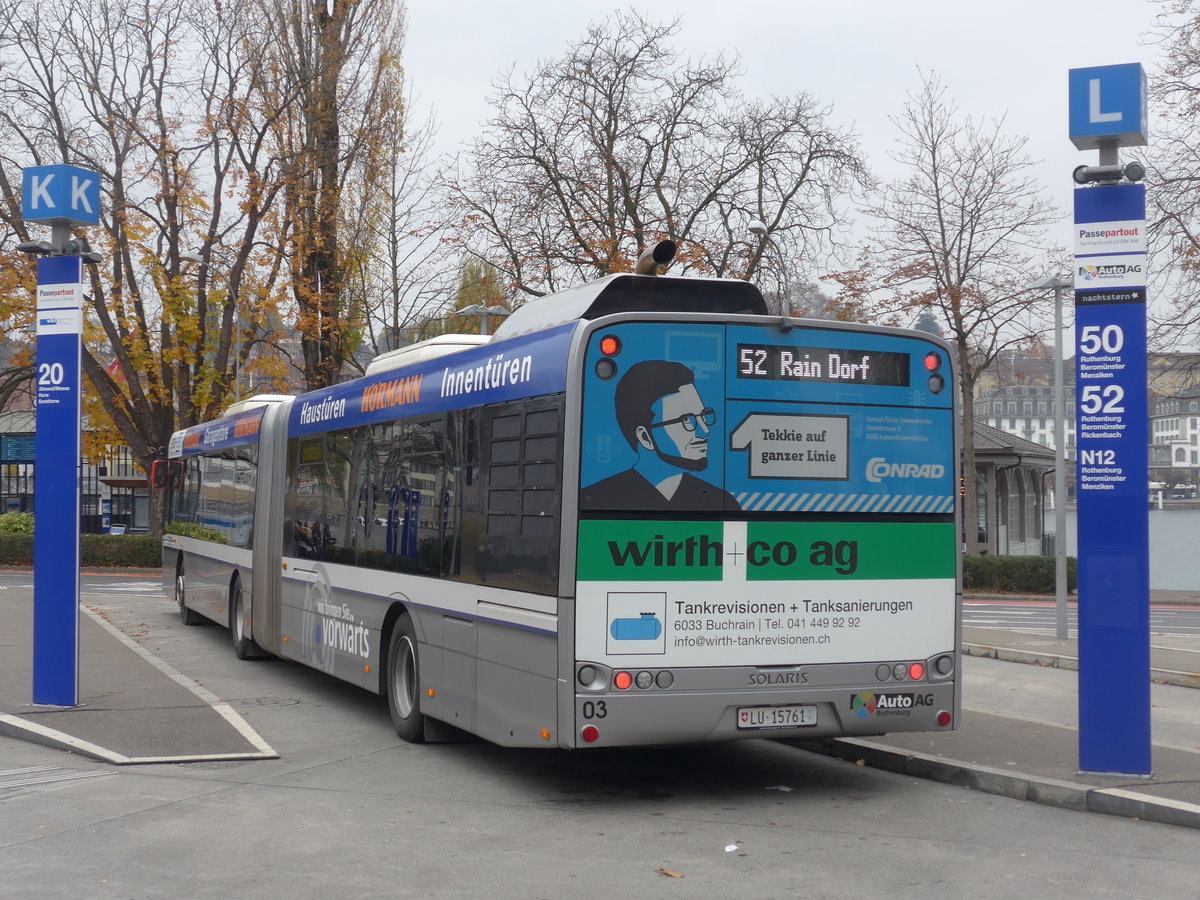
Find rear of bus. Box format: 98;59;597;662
569;312;959;747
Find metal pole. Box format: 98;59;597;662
1053;282;1068;640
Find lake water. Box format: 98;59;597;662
1045;508;1200;591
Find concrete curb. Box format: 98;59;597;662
962;641;1200;690
0;714;277;765
793;737;1200;830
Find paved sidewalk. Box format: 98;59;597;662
0;584;276;764
798;617;1200;831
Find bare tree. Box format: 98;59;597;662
829;72;1059;556
1146;1;1200;362
349;107;457;359
0;0;260;534
446;11;870;300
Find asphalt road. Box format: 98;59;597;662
1;581;1198;897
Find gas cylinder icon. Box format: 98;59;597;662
610;612;663;641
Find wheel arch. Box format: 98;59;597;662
378;599;415;695
228;567;249;628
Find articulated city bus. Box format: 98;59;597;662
162;245;961;748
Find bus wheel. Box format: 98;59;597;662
177;562;202;626
229;576;262;659
386;613;426;743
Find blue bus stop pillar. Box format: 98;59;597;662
32;255;84;707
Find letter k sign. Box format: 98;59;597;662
22;164;101;226
71;174;95;215
29;173;55;211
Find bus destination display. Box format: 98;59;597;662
737;344;909;387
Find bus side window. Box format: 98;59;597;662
289;437;325;560
465;412;477;486
468;396;563;596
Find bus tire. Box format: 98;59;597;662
177;561;203;626
229;575;263;659
386;613;426;743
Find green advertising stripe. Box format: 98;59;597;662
577;520;955;582
577;520;725;581
744;521;955;581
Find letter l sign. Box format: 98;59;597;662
1089;79;1122;124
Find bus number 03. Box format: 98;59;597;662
38;362;65;386
581;700;607;719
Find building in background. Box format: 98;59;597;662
0;408;150;533
971;422;1055;556
1150;391;1200;496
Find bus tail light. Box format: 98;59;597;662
596;334;623;380
581;725;600;743
876;661;931;682
936;710;953;727
577;664;673;691
931;653;955;678
925;352;946;393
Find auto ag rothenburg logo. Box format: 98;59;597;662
1078;263;1142;281
866;457;945;483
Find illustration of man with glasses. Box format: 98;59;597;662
581;360;739;511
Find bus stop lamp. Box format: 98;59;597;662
17;239;101;264
1072;161;1145;185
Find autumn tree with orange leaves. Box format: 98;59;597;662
0;0;282;536
829;73;1058;556
447;11;870;302
0;0;420;534
257;0;414;388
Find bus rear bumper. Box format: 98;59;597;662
567;683;958;748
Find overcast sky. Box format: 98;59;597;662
406;1;1163;271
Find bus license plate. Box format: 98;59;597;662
737;704;817;730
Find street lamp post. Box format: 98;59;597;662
181;249;243;402
1029;274;1072;641
454;304;510;336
